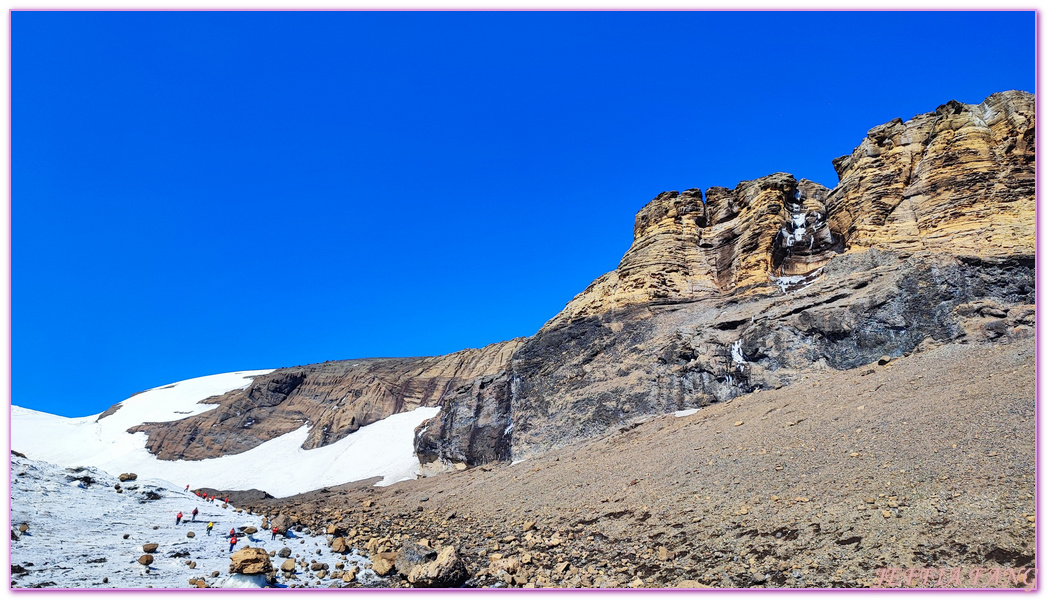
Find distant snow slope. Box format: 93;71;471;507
12;371;441;497
10;454;380;589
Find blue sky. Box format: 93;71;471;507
13;11;1035;417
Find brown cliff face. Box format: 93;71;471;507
123;91;1034;474
549;90;1034;327
127;339;523;461
828;90;1034;257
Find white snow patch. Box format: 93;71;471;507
10;454;379;589
13;371;440;497
674;408;699;418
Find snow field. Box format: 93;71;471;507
12;371;441;497
10;455;380;589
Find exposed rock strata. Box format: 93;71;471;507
128;340;523;461
118;91;1034;475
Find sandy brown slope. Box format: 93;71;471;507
230;337;1035;588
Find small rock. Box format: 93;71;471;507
877;355;891;366
18;524;28;533
281;559;296;572
138;555;154;566
142;543;159;553
186;531;195;538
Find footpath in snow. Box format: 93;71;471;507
10;454;380;589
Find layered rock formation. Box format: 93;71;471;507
116;91;1034;479
126;339;523;461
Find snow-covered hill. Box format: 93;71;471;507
10;454;381;589
11;371;440;497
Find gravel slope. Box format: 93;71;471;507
235;338;1036;589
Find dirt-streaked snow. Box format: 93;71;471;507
12;371;441;497
10;454;381;589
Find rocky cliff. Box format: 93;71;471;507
116;91;1034;478
126;339;524;461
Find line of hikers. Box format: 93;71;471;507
184;485;227;506
178;485;280;551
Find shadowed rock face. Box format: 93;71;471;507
120;91;1034;474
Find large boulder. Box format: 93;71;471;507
118;473;137;482
138;555;154;566
407;546;469;588
242;527;258;535
229;547;273;575
271;514;294;535
142;543;158;553
330;537;347;554
395;540;437;575
280;559;296;573
278;547;292;558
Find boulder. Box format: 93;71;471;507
330;537;347;554
278;547;292;558
271;514;294;535
407;546;469;588
281;559;296;573
229;547;273;575
18;524;28;533
138;555;154;566
142;543;159;553
310;562;328;572
118;473;137;482
242;527;258;535
371;557;395;576
261;518;269;530
395;540;437;575
342;566;360;583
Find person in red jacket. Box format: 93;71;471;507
271;526;279;540
229;528;236;537
176;512;183;525
191;507;198;522
229;535;237;552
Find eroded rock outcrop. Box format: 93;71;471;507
125;339;523;461
123;91;1034;476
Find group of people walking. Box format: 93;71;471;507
176;485;283;552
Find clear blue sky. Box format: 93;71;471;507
13;11;1035;417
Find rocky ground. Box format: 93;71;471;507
229;337;1036;589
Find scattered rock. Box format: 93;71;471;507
407;545;469;588
118;473;138;482
242;526;258;535
877;355;892;366
142;543;159;554
395;540;437;575
342;566;360;583
186;531;195;538
281;559;296;573
138;555;154;566
278;547;292;558
18;524;28;533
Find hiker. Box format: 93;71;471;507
271;526;278;540
192;507;199;522
185;484;189;492
229;535;237;552
207;522;213;536
176;511;183;525
229;528;236;538
210;495;216;504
